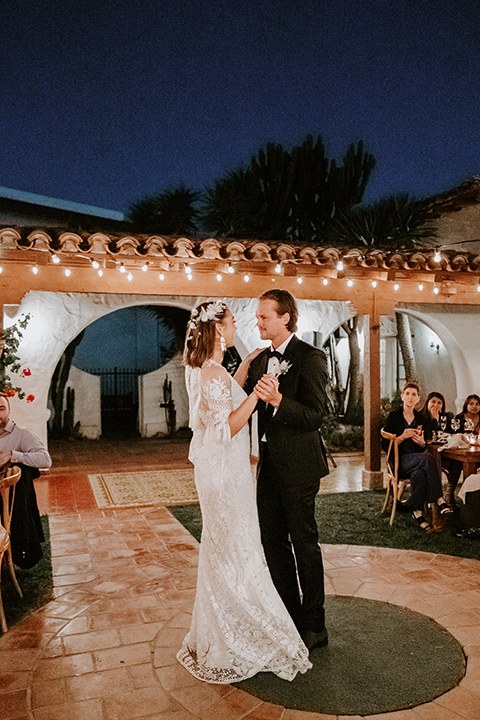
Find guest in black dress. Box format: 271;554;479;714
383;382;452;532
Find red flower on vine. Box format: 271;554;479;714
26;395;35;403
4;388;15;397
21;368;32;377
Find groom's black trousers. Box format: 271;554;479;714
256;443;326;633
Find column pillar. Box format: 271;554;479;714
362;311;383;490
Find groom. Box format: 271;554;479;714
245;289;329;651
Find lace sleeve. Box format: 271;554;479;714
200;364;233;444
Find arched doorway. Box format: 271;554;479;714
48;305;189;439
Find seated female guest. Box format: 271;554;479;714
452;394;480;434
420;391;448;441
446;394;480;506
383;382;453;532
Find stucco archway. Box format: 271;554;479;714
9;292;355;444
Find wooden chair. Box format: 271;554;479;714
0;466;23;633
381;430;411;525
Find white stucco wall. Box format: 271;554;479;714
138;353;189;437
6;291;356;445
66;366;102;439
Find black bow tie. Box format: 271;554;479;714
267;349;282;360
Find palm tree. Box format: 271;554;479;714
200;135;376;243
324;193;437;249
127;185;201;235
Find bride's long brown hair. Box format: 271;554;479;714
183;301;229;368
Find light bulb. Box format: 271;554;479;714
297;277;303;284
142;264;148;272
433;286;439;294
227;264;235;274
119;265;126;274
394;283;399;291
98;269;103;277
275;263;282;274
371;280;377;288
477;285;480;293
418;284;423;291
336;260;344;271
65;269;71;277
216;274;222;281
347;279;353;287
52;254;60;264
159;273;164;281
127;272;133;282
0;266;3;274
187;273;192;280
322;278;328;286
92;260;100;269
244;274;250;282
185;265;192;275
434;251;441;263
32;266;38;275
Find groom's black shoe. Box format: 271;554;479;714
301;627;328;651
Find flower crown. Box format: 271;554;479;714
187;301;227;343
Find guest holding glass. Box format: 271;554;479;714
420;391;450;441
383;382;453;532
445;394;480;506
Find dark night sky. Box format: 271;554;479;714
2;0;480;214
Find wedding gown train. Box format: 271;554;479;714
177;360;312;683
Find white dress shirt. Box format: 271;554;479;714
0;419;52;469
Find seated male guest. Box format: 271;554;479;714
0;395;51;568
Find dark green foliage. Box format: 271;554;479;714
161;374;176;436
49;331;85;439
0;314;31;398
324;193;437;249
201;135;375;242
127;185;201;235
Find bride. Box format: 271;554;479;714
177;300;312;683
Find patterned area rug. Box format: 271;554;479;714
88;469;198;509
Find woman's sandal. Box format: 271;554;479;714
412;512;433;532
438;502;454;516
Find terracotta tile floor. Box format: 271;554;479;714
0;439;479;720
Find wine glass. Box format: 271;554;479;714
465;418;475;433
451;418;461;433
439;415;447;432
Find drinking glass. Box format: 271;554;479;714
439;415;447;432
451;418;461;433
465;418;475;433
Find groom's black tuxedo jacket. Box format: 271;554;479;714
245;335;329;484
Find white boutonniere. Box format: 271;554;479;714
272;360;291;377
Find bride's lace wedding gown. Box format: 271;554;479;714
177;360;312;683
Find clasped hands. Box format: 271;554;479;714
254;373;281;409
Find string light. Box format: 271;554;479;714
51;254;60;264
336;260;344;271
394;283;400;291
347;279;353;287
418;283;424;291
227;264;235;274
244;274;250;282
119;265;126;274
65;269;71;277
98;269;103;277
141;264;148;272
127;272;133;281
216;274;222;282
32;266;38;275
92;260;100;269
297;277;303;284
433;286;439;295
0;267;3;274
434;251;442;263
185;265;192;275
371;280;377;288
477;285;480;293
322;278;328;286
159;273;164;281
187;273;192;280
275;263;282;274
